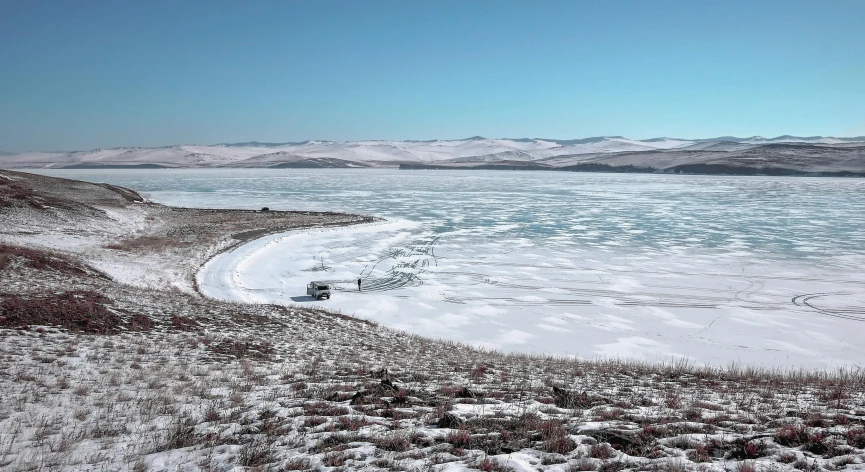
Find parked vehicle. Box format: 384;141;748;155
306;281;331;300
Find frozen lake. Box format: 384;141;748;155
36;169;865;368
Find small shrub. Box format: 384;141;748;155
153;417;198;452
596;408;624;421
569;458;597;471
303;416;327;428
539;419;567;439
793;459;820;471
805;412;827;427
802;430;828;455
541;454;567;465
311;433;358;453
545;435;577;454
846;427;865;448
654;460;688;472
237;439;277;467
590;443;616;459
205;407;221;422
734;462;756;472
470;365;489;380
832;455;857;467
322;452;345;467
664;392;681;409
303;402;349;417
688;444;710;463
283;457;310;470
682;407;702;421
476;457;514;472
392;389;409;405
336;416;371;431
598;460;629;472
775;424;808;447
727;439;768;460
446;429;472;448
374;433;411;452
128;314;156;331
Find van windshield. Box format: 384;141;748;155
317;285;329;290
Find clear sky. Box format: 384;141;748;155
1;0;864;152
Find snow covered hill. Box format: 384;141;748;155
1;136;864;170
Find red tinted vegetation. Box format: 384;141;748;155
0;181;69;210
0;245;89;276
1;291;122;334
0;289;157;334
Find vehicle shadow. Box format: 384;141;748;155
290;296;320;302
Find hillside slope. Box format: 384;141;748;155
3;136;864;174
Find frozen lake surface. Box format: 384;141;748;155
37;169;865;368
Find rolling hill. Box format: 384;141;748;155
2;135;865;175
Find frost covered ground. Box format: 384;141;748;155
3;169;865;472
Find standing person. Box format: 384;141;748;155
357;278;362;292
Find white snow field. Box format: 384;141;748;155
34;169;865;368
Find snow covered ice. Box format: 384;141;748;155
36;169;865;368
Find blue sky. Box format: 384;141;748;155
1;0;864;152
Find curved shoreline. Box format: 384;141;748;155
190;214;385;296
195;218;418;302
193;210;865;370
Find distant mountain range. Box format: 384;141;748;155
2;136;865;176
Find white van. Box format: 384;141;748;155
306;281;331;300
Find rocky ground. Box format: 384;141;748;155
1;169;864;472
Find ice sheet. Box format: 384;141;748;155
34;169;865;368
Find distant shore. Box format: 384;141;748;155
7;162;864;177
3;137;864;176
398;162;865;177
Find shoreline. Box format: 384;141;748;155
196;218;417;303
3;169;865;471
1;168;382;294
190;213;387;297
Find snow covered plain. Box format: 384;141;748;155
35;169;865;369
